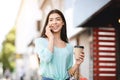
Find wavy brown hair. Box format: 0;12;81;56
41;9;68;43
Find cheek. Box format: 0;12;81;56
59;26;63;31
59;22;64;27
48;22;52;25
62;21;64;26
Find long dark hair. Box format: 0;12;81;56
41;9;68;43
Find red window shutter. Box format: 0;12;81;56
93;28;116;80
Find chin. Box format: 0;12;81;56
52;30;60;33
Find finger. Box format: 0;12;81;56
48;24;53;28
45;25;49;31
46;26;51;32
80;52;85;57
78;56;84;60
80;52;84;55
79;58;84;62
79;56;84;59
81;52;84;54
79;53;84;58
46;24;51;29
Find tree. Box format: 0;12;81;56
0;27;16;72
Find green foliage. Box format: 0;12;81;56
0;27;16;72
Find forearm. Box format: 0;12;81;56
68;63;80;76
48;38;54;53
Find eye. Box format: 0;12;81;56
49;19;53;21
56;18;60;21
56;17;61;21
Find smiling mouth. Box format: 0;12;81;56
51;25;58;30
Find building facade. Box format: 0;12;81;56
15;0;118;80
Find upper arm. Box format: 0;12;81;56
34;38;53;63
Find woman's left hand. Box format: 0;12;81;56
75;52;84;65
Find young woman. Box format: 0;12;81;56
34;9;84;80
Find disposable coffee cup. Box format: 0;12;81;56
74;45;84;60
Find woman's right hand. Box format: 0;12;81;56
45;24;54;39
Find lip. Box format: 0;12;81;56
51;25;58;29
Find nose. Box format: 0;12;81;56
52;19;57;24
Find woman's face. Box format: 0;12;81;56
48;13;64;33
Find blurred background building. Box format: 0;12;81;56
0;0;120;80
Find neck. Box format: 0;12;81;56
53;31;61;41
